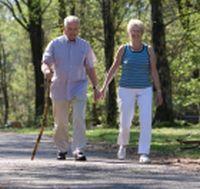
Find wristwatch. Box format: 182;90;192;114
157;89;162;94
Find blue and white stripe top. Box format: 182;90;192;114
119;43;152;88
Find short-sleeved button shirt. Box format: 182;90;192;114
42;35;96;100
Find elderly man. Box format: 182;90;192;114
41;15;100;161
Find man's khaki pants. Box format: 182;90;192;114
52;98;86;153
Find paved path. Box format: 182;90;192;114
0;132;199;189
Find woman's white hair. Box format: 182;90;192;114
127;19;144;34
64;15;80;27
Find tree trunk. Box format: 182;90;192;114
2;81;8;124
0;35;9;124
150;0;174;123
27;0;44;119
77;1;100;126
58;0;67;32
102;0;117;127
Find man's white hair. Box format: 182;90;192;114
127;19;144;34
64;15;80;27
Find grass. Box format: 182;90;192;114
87;124;200;159
0;123;199;159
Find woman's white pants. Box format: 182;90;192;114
117;86;153;155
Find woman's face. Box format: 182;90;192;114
128;25;143;41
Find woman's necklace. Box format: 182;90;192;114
129;42;143;51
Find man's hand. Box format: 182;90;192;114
44;69;53;81
41;63;53;81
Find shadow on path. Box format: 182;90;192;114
0;132;199;189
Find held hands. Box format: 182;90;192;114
93;86;106;102
93;87;101;102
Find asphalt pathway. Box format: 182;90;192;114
0;132;199;189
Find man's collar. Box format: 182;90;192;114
64;35;77;43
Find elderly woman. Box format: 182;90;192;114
100;19;163;163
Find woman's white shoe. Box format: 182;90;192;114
139;154;151;164
117;146;126;160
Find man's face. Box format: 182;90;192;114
64;21;79;41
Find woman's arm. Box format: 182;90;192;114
101;45;125;94
148;45;163;106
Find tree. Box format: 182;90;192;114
101;0;133;127
101;0;117;127
57;0;76;29
0;0;52;120
170;0;200;120
0;34;9;124
58;0;67;31
150;0;174;123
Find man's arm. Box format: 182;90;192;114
85;66;98;88
41;40;55;81
85;64;100;101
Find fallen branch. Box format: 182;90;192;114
177;139;200;145
177;139;200;150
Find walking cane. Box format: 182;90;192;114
31;79;50;160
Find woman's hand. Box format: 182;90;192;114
156;90;163;107
99;87;107;100
93;88;101;102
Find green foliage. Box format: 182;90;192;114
0;8;35;125
170;11;200;117
0;0;199;127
